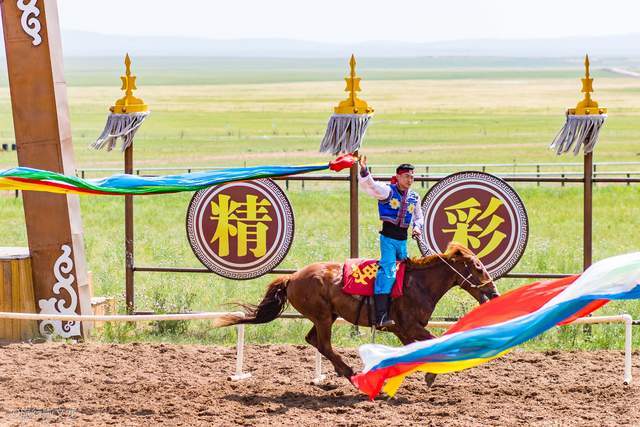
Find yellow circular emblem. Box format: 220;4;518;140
389;198;400;209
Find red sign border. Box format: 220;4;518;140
185;179;295;280
417;171;529;279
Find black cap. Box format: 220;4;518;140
396;163;415;174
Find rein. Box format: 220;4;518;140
433;251;482;288
414;237;493;289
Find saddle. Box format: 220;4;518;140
342;258;406;298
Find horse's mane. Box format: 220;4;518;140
405;242;475;270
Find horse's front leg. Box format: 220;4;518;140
424;373;437;387
394;326;438;387
312;316;354;380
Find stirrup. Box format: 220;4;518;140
376;316;395;329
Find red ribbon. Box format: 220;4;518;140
328;153;357;172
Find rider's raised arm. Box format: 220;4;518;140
358;168;391;201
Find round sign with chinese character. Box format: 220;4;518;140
186;179;294;280
417;172;528;279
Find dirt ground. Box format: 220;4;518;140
0;343;638;426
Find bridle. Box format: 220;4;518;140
430;246;494;289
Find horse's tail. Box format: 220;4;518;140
213;275;291;328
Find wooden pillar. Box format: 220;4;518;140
1;0;91;337
583;152;593;270
349;153;359;258
124;146;134;313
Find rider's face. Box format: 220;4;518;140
396;171;414;191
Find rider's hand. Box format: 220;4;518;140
412;228;422;239
358;155;369;177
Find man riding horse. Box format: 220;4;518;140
214;158;500;385
358;156;422;328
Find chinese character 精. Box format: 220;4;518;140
209;194;273;258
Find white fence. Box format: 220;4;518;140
0;311;634;385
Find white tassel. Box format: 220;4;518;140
91;112;150;152
319;114;372;155
550;114;606;155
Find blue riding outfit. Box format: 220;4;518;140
374;185;420;294
358;164;423;327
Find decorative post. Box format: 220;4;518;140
349;158;359;258
584;150;593;269
550;54;607;270
0;0;91;337
319;55;374;258
91;54;149;313
124;146;134;313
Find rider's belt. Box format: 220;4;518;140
380;222;409;240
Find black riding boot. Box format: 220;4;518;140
374;294;395;328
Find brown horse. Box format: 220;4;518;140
214;242;499;382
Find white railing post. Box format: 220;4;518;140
312;350;326;384
229;312;251;381
571;315;633;385
623;314;633;385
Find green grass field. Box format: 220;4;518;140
0;57;639;350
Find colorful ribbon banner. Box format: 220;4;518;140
0;154;356;196
352;253;640;399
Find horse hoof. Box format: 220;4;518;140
425;373;437;388
348;373;358;386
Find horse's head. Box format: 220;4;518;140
444;242;500;304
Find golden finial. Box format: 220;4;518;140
569;54;606;115
111;53;148;114
334;54;374;115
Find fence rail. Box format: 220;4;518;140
74;161;640;177
133;266;574;279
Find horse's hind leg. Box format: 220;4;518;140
312;317;354;380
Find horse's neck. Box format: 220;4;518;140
430;274;456;305
409;267;456;305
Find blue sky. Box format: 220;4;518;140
58;0;640;42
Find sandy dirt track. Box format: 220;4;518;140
0;343;639;426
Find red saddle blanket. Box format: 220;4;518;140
342;258;406;298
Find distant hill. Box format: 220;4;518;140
2;30;640;58
2;31;640;87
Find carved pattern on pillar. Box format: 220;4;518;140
16;0;41;46
38;245;80;337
